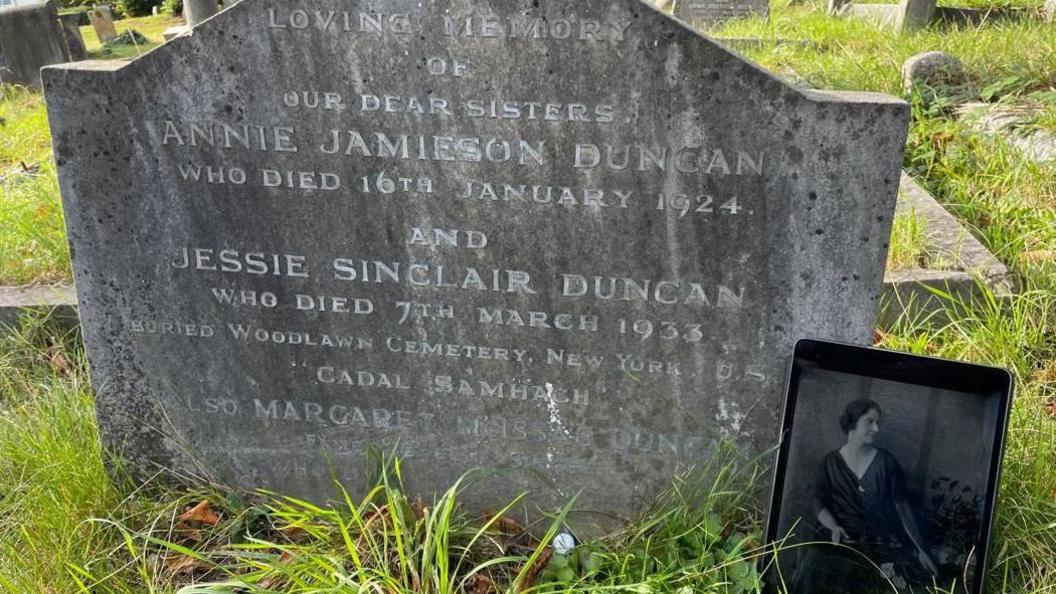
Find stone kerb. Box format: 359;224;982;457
958;102;1056;164
42;0;907;522
0;285;78;334
880;174;1014;326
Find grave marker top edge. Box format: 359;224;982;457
41;0;906;111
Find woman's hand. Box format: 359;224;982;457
830;526;850;544
917;549;938;575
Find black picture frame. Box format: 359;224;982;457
762;338;1014;594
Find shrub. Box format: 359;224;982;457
160;0;182;16
113;0;157;17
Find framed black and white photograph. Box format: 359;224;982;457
764;339;1014;594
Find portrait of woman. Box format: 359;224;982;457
793;398;938;593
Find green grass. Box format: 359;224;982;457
80;14;183;60
1012;90;1056;134
0;87;68;285
887;206;935;271
855;0;1043;6
717;3;1056;99
0;317;771;593
1;2;1056;592
0;315;129;591
0;12;180;283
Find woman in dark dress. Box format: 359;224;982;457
793;399;938;593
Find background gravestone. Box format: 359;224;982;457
895;0;937;30
43;0;907;522
184;0;217;26
57;11;87;61
89;6;117;43
0;0;69;87
675;0;769;26
836;0;937;32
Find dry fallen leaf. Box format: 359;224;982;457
1033;362;1056;383
517;549;552;593
485;511;524;535
1022;250;1056;265
873;328;888;345
279;524;306;543
164;551;208;576
362;505;391;531
931;131;955;153
468;572;494;594
46;346;71;376
179;500;221;526
499;516;525;535
412;496;427;520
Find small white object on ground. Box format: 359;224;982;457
552;532;576;556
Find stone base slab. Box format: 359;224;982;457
162;25;190;41
958;102;1056;163
0;284;79;333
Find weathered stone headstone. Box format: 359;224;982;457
843;0;936;32
827;0;852;15
183;0;217;26
0;0;69;87
43;0;907;521
894;0;936;31
674;0;768;26
902;50;965;96
57;11;87;61
89;6;117;43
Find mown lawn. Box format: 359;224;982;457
0;5;1055;593
80;13;183;60
0;86;66;285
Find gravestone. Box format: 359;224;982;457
0;0;69;87
675;0;768;26
838;0;937;31
89;6;116;43
894;0;936;30
43;0;907;522
184;0;217;26
57;11;87;61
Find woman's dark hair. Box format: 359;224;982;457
839;399;882;434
